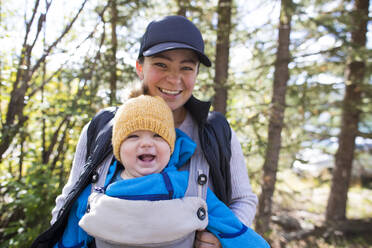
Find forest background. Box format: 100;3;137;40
0;0;371;247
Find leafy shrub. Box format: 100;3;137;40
0;163;61;248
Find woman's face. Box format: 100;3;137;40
136;49;199;116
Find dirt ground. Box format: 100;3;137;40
257;169;372;248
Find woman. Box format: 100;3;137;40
43;15;258;248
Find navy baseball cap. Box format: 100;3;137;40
138;16;211;67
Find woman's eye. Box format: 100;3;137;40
154;62;166;68
182;66;194;71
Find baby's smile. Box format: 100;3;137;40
138;154;156;162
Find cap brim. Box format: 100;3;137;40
142;42;211;67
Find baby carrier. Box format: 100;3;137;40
31;96;232;248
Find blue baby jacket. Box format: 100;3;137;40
57;129;270;248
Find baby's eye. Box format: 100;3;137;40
153;134;162;138
126;134;138;139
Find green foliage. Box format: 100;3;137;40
0;164;61;248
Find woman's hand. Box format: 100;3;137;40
194;231;221;248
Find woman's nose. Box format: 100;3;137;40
166;72;181;84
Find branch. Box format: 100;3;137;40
292;46;342;60
282;226;326;242
50;119;74;172
28;0;110;99
42;116;69;164
357;131;372;139
13;0;41;90
28;13;46;54
28;16;105;98
30;0;89;76
23;0;41;52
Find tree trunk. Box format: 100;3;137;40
325;0;369;222
212;0;232;115
255;0;292;236
109;0;118;105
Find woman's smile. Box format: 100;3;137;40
158;87;182;96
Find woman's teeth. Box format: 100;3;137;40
160;88;180;95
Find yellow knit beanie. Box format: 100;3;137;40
112;95;175;163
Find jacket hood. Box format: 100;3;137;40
166;129;196;171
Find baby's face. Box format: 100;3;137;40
119;130;171;179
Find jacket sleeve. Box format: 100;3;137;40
228;128;258;226
50;123;89;224
206;188;270;248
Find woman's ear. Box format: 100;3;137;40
136;60;144;80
